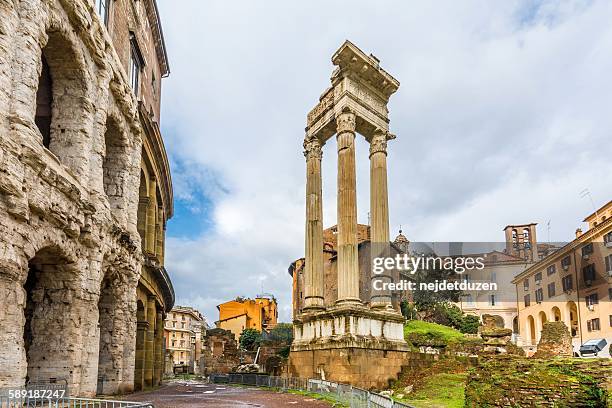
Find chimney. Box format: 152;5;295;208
575;228;583;238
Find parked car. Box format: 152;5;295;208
578;339;607;357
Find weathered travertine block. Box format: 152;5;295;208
0;0;173;397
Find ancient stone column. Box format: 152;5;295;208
134;321;147;390
369;130;395;308
303;137;325;311
146;180;157;255
144;297;156;387
153;310;163;386
335;110;360;305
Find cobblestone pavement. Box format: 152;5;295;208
126;381;333;408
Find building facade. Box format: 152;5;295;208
0;0;173;396
164;306;206;373
216;296;278;339
513;201;612;355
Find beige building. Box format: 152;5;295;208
513;200;612;355
458;224;559;334
164;306;206;373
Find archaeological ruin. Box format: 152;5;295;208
289;41;409;389
0;0;174;396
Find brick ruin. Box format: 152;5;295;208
200;328;240;375
0;0;173;397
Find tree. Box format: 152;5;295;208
268;323;293;344
239;328;262;351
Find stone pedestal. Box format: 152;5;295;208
290;305;408;389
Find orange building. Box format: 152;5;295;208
216;296;278;339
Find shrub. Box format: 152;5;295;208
460;314;480;334
239;328;262;351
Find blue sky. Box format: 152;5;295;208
157;0;612;323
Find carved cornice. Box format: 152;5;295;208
369;130;396;157
303;137;323;161
336;111;356;134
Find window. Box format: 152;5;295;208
490;272;497;283
561;256;571;269
605;254;612;274
609;288;612;301
535;272;542;283
95;0;110;26
547;282;556;298
610;315;612;328
562;275;573;292
128;33;144;95
586;293;598;307
524;294;531;307
547;265;556;276
489;295;496;306
587;318;600;331
523;279;529;290
465;294;474;306
581;243;593;257
535;288;543;303
605;232;612;244
583;264;596;284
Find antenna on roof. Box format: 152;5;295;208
580;188;599;220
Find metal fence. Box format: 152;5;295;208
212;373;414;408
0;396;153;408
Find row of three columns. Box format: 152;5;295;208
303;110;394;312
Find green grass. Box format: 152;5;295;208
400;373;467;408
404;320;465;344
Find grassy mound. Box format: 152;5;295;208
404;320;465;346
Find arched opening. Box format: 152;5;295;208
24;247;76;383
551;306;562;322
513;316;519;334
96;266;123;395
102;117;129;211
566;301;579;337
34;30;88;169
527;315;536;345
35;56;52;147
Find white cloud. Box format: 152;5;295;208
158;0;612;322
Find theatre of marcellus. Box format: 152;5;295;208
289;41;410;389
0;0;174;396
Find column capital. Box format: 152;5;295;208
303;137;323;161
369;130;396;157
336;110;356;134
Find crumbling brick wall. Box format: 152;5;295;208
201;329;240;375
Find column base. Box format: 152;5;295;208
292;303;407;352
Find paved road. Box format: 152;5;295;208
127;381;333;408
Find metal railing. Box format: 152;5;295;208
212;373;414;408
0;396;153;408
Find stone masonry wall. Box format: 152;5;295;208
0;0;156;397
465;356;612;407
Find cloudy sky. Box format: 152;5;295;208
156;0;612;323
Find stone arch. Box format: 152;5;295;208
551;306;562;322
34;26;92;176
23;245;79;384
566;301;579;337
102;114;131;214
96;256;130;395
527;315;536;345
